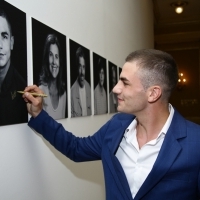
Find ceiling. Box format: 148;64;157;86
152;0;200;50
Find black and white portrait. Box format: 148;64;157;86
0;1;28;126
70;39;91;118
93;52;107;115
32;18;67;119
108;61;118;113
119;67;122;78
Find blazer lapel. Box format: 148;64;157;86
134;111;187;200
104;114;135;200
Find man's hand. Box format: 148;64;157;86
23;85;44;118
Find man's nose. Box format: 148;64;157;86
80;67;83;74
80;66;85;73
112;81;120;94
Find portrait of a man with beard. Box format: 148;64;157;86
70;40;91;118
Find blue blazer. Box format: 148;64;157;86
29;109;200;200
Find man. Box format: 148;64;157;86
109;65;118;113
71;46;91;117
23;49;200;199
0;8;27;126
94;58;107;115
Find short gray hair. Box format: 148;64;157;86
126;49;179;100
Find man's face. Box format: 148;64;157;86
112;61;148;115
0;16;14;70
77;56;85;88
99;68;105;87
49;44;60;78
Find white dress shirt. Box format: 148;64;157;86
115;104;174;199
79;86;87;116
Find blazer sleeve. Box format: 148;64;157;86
28;110;110;162
198;169;200;197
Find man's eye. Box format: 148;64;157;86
3;35;8;39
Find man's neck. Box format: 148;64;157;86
99;84;104;92
136;104;170;148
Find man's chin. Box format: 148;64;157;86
116;106;121;112
0;62;6;68
78;80;85;88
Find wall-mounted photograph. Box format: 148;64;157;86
93;53;107;115
108;61;118;113
32;18;67;120
118;67;122;78
0;1;28;126
69;39;91;118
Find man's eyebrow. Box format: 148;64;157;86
119;77;129;82
1;31;9;36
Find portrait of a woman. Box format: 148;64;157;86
38;34;66;120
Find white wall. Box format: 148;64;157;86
0;0;154;199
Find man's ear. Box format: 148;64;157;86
10;36;14;50
147;86;162;103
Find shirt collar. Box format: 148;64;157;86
124;104;174;141
160;103;174;136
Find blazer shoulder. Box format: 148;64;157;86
172;109;200;139
111;112;135;121
185;119;200;132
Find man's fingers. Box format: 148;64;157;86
22;85;43;118
23;85;44;103
24;92;42;106
24;85;43;93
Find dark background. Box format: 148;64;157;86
108;61;117;93
1;1;27;82
69;39;90;87
118;67;122;79
93;52;107;93
32;18;67;87
32;18;68;118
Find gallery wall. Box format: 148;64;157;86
0;0;154;199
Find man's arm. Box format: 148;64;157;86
28;109;104;161
23;85;104;162
198;169;200;198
